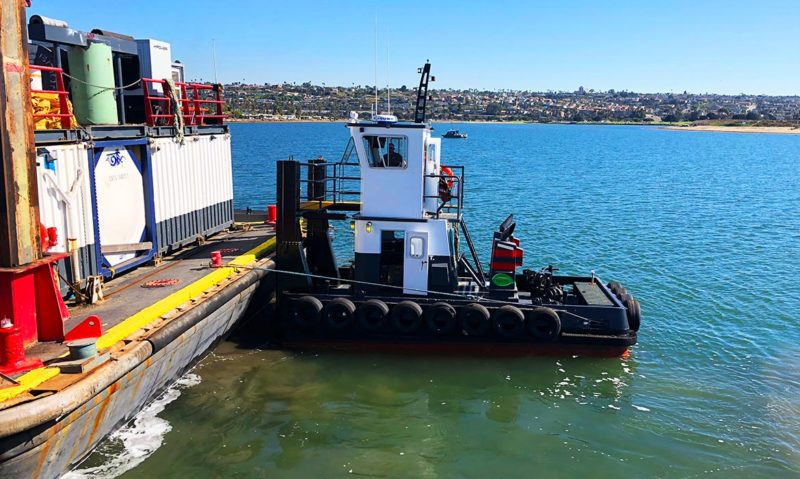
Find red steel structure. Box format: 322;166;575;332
29;64;72;129
142;78;226;127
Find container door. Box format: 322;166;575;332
90;142;156;276
404;232;429;295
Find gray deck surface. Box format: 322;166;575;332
28;225;274;363
574;281;613;306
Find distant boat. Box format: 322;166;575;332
443;129;468;139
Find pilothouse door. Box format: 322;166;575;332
404;232;429;295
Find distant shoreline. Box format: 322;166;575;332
226;118;800;134
661;125;800;135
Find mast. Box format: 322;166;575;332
414;61;432;123
211;38;218;84
386;32;390;115
373;12;378;116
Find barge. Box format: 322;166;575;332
274;63;641;356
0;4;275;477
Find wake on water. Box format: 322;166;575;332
63;372;202;479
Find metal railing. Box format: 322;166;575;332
424;164;465;219
142;78;226;127
296;157;362;207
29;65;72;129
295;158;465;219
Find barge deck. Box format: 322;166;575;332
0;224;276;477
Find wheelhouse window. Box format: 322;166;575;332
362;136;407;168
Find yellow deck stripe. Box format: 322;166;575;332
0;368;60;402
0;236;275;404
96;236;275;350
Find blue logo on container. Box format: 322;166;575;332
107;151;124;167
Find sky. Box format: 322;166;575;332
28;0;800;95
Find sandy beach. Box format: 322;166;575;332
663;125;800;135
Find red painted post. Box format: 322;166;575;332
210;251;223;268
0;322;43;375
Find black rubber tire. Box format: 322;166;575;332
425;302;458;335
493;305;526;338
607;281;623;298
291;296;322;329
624;297;641;332
391;301;423;334
357;299;389;331
527;307;562;342
459;303;491;336
322;297;356;331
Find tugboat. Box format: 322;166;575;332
443;129;468;139
273;63;640;356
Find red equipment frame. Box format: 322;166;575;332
142;78;226;127
29;65;72;129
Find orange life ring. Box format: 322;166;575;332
441;166;455;189
438;166;456;202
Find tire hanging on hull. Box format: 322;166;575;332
391;301;423;334
292;296;322;329
527;307;561;341
624;297;641;332
425;302;457;335
459;303;491;337
357;299;390;331
322;297;356;331
493;305;525;338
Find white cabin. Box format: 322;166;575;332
346;116;458;295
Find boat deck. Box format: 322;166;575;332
25;224;275;365
0;219;275;407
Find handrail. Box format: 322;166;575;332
142;78;227;127
425;164;464;219
30;65;72;129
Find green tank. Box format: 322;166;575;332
67;42;119;125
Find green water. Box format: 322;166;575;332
70;123;799;478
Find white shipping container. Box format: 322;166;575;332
36;142;97;287
150;133;234;254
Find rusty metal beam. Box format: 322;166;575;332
0;0;40;267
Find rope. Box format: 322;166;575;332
57;271;89;302
231;264;544;307
164;78;185;142
228;265;604;323
61;71;141;91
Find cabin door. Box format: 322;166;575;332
404;232;429;295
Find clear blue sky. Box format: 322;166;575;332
28;0;800;95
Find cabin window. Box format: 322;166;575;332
409;236;424;258
362;136;407;168
427;143;436;165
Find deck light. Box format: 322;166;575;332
350;220;356;231
366;222;373;233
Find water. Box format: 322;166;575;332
74;123;800;477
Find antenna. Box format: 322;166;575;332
386;30;391;115
373;12;378;116
211;38;218;84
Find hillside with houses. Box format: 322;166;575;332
222;81;800;124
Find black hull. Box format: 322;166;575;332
280;335;635;358
275;290;637;358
